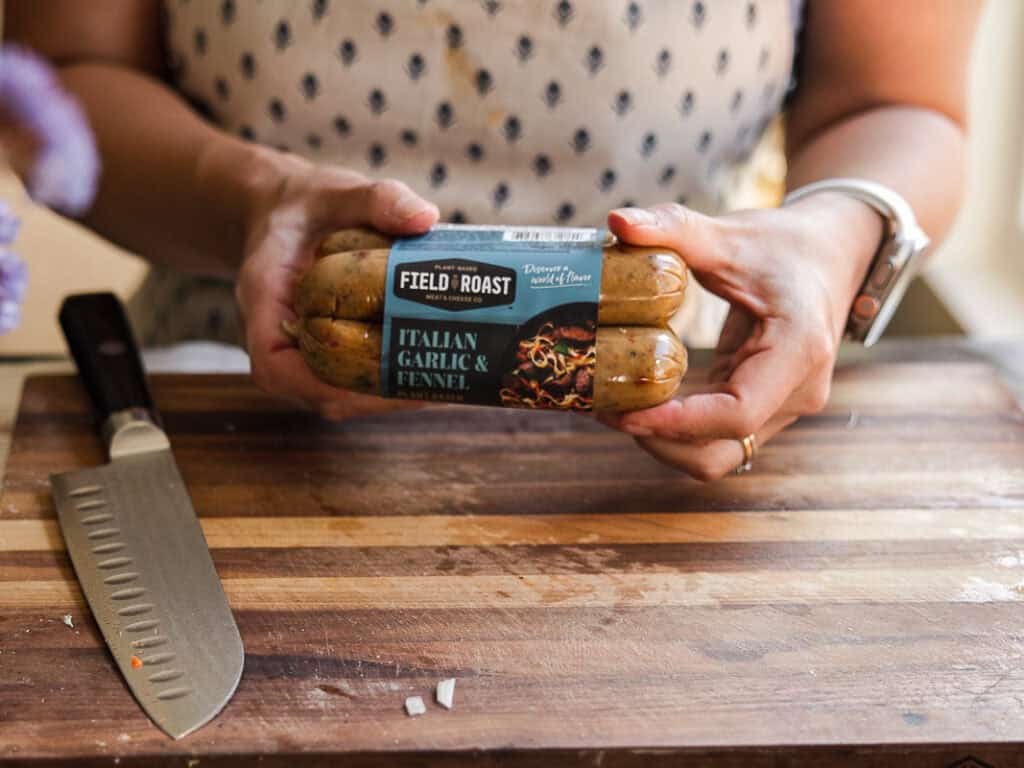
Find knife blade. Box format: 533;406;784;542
50;292;243;739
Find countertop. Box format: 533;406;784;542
1;337;1023;767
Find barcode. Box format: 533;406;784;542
501;228;597;243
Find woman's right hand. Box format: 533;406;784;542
235;149;439;420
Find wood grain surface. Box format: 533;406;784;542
2;363;1024;767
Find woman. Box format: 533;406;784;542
5;0;980;479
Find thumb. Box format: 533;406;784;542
314;177;440;237
606;202;753;296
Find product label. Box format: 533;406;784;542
381;224;605;409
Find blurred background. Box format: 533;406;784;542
1;0;1022;353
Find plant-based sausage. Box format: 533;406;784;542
294;318;687;411
299;228;688;326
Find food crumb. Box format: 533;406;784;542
131;655;143;669
404;695;426;717
436;678;456;710
62;614;74;628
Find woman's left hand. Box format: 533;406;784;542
598;195;883;480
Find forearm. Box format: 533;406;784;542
782;105;967;307
57;62;291;278
787;104;966;244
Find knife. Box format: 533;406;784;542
50;292;244;739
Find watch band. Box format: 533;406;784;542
782;178;930;347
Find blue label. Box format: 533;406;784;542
381;224;605;409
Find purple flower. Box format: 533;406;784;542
0;44;99;335
0;201;20;245
0;299;21;335
0;44;100;214
0;248;27;334
0;249;28;303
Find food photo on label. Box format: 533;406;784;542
289;224;689;411
499;318;598;410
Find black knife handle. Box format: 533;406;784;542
58;293;158;426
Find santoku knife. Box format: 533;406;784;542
50;292;243;739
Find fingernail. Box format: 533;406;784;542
280;319;299;342
623;424;654;437
613;207;658;227
392;189;432;221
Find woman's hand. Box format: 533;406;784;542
598;195;883;480
236;149;439;420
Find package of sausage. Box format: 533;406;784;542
293;224;689;412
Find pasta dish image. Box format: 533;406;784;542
499;319;597;410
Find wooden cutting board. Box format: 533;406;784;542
2;362;1024;767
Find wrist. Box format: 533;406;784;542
194;137;310;275
787;190;884;295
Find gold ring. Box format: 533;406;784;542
734;433;757;474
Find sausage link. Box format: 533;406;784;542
297;249;389;322
297;319;686;412
301;228;687;326
316;228;395;255
591;326;688;411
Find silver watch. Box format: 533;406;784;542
782;178;930;347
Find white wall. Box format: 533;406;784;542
926;0;1024;336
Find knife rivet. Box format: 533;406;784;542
99;339;127;356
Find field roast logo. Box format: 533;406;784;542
394;259;516;311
